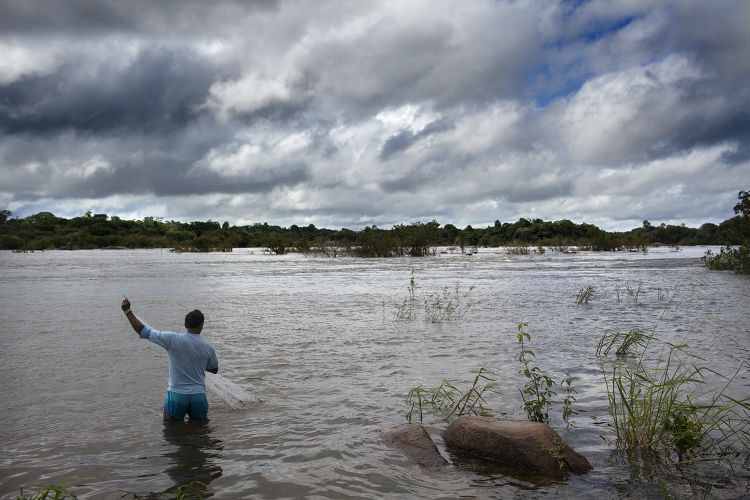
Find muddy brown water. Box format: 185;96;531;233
1;247;748;499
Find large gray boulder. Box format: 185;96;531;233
443;416;592;479
380;424;448;469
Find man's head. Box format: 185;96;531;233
185;309;204;331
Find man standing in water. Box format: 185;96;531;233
121;298;219;422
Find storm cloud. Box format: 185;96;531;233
0;0;747;230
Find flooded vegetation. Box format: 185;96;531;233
1;193;748;256
1;246;748;499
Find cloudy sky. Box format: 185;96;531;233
0;0;748;230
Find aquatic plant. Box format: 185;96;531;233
16;483;81;500
394;270;427;320
392;271;473;322
600;331;750;461
405;367;498;423
515;323;557;424
506;244;530;255
561;371;577;423
576;284;595;306
407;268;419;300
624;281;643;304
176;480;209;500
596;328;653;357
423;284;473;323
394;297;416;321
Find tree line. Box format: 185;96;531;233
0;193;747;256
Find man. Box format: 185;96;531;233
121;297;219;422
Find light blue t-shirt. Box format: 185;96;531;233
140;325;219;394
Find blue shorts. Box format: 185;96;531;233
164;391;209;420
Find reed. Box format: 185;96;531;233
600;332;750;461
624;281;643;304
596;328;653;356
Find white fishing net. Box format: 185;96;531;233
206;372;262;409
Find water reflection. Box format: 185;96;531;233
160;421;223;498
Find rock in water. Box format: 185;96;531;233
381;425;448;469
443;416;592;479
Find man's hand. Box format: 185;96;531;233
121;297;145;334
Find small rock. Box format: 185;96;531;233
443;416;592;479
381;424;448;469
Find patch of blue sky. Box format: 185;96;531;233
526;9;646;109
544;13;644;52
524;63;591;109
581;15;640;43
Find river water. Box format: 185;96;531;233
1;246;748;499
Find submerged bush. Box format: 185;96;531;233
576;284;595;306
702;245;750;274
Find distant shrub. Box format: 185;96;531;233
702;245;749;274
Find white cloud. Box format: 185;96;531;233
560;54;703;164
206;71;303;119
61;156;114;179
192;130;312;178
0;40;60;84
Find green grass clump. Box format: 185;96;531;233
176;480;209;500
393;270;473;323
405;367;499;423
423;284;473;323
600;332;750;461
16;483;81;500
596;328;653;356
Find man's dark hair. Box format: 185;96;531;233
185;309;204;329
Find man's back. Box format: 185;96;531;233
139;326;218;394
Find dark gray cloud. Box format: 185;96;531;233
379;119;454;161
0;0;747;230
0;0;279;35
0;48;219;135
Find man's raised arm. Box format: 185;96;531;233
121;298;145;334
